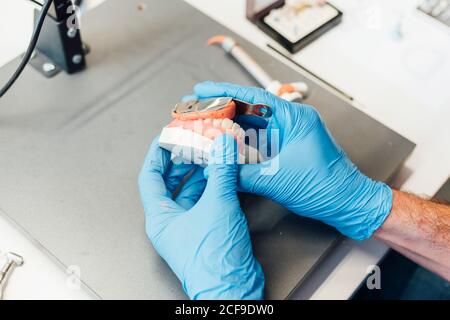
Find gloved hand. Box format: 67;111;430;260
191;82;393;241
138;134;264;299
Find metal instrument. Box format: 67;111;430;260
172;97;272;121
0;252;24;300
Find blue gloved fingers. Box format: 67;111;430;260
204;139;279;196
138;138;185;218
192;82;327;148
194;81;276;105
183;134;265;300
201;134;239;204
238;162;266;195
193;81;292;121
174;166;207;210
164;162;197;194
141;137;196;197
181;94;197;102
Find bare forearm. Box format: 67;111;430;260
374;190;450;281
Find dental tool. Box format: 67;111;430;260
207;35;308;102
172;97;272;121
0;252;24;300
159;98;272;165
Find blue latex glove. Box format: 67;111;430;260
191;82;393;241
138;134;264;299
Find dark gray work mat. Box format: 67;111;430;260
435;178;450;203
0;0;415;299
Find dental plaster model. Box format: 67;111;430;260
159;97;272;165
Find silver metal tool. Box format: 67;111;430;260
172;97;272;118
0;252;24;300
173;97;235;115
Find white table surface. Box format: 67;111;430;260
0;0;449;300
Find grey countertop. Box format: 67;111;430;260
0;0;414;299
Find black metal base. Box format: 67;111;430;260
29;51;62;78
30;41;90;78
33;1;86;75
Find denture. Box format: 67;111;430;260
159;98;270;165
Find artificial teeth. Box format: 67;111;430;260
231;123;240;133
221;118;233;130
213;119;222;127
238;128;245;139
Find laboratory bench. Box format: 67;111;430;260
0;0;449;300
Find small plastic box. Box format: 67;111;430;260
246;0;343;53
